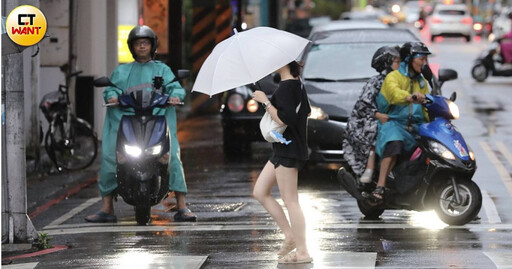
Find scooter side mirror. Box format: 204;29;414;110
93;76;116;88
421;64;433;82
449;92;457;102
439;69;458;82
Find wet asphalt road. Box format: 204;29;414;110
5;34;512;268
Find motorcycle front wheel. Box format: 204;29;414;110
135;204;151;225
471;63;488;82
433;179;482;226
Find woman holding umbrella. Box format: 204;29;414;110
252;61;313;264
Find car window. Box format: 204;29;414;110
303;43;399;81
438;10;466;16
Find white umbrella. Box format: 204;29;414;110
191;27;310;96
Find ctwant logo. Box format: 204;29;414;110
6;5;47;46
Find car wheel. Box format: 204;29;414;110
465;35;471;42
430;34;436;42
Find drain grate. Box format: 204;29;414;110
190;202;247;212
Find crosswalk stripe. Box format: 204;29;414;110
480;141;512;196
41;223;512;236
44;197;101;228
496;141;512;167
1;263;39;269
481;190;502;224
483;252;512;269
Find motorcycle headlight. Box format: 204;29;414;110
468;146;475;161
428;140;455;160
145;144;162;156
308;106;328;120
447;101;459;120
124;145;142;157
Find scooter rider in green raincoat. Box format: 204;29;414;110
364;42;431;205
85;25;196;222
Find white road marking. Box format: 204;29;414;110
309;252;377;269
480;141;512;196
496;141;512;167
44;197;101;228
2;263;39;269
484;252;512;269
481;190;502;224
41;222;512;236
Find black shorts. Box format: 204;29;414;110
382;141;404;158
269;153;306;171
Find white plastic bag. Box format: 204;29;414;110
259;112;287;143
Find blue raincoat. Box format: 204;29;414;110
99;60;187;197
374;63;430;158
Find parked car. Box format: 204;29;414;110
301;25;420;163
429;4;473;42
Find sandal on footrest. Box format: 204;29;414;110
362;186;385;205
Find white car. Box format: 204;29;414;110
429;4;473;42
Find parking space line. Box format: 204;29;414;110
483;252;512;269
480;141;512;196
496;141;512;167
44;197;101;229
481;190;502;224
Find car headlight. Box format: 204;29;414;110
247;99;259;113
227;93;244;113
447;101;459;119
145;144;162;155
308;106;328;120
428;140;455;160
124;144;142;157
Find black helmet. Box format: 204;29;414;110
400;41;431;61
371;46;400;73
127;25;158;59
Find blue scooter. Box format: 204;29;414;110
93;70;189;225
338;65;482;226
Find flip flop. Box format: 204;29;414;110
174;208;197;222
84;211;117;223
278;252;313;264
277;241;296;257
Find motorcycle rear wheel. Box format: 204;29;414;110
135;204;151;225
434;179;482;226
357;200;385;220
471;64;488;82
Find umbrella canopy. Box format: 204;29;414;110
191;27;310;96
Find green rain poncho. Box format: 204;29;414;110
375;68;430;158
99;60;187;197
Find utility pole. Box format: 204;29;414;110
1;0;38;243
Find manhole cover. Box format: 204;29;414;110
190;202;246;212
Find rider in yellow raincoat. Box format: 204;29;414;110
85;25;196;223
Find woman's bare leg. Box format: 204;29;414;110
275;166;310;260
253;161;294;243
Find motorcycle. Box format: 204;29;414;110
471;39;512;82
93;70;189;225
338;65;482;226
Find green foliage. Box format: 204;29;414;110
310;0;348;20
35;232;53;250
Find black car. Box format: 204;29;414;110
303;25;420;163
221;23;420;163
220;74;279;153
